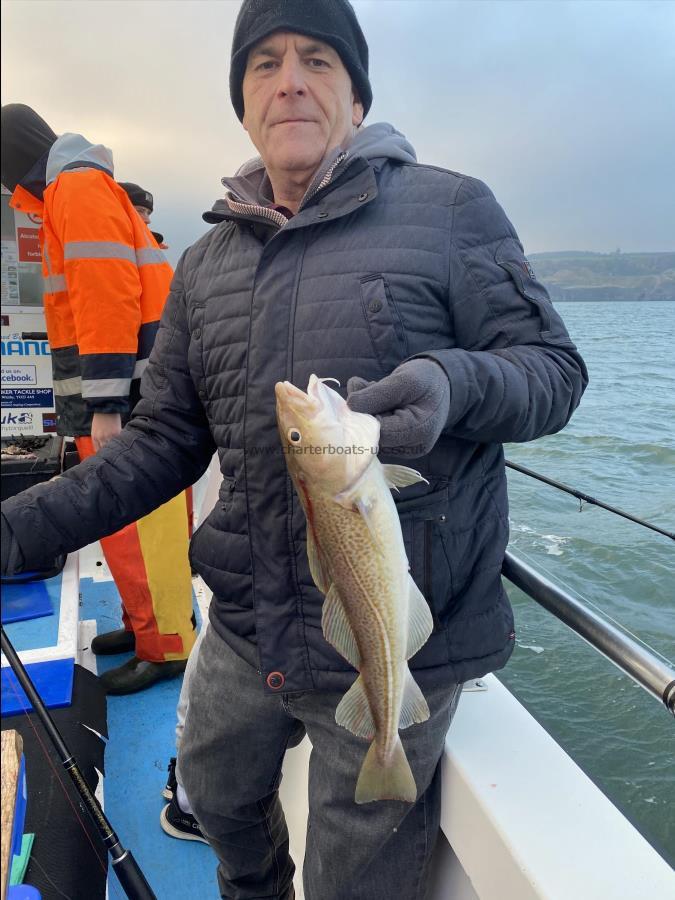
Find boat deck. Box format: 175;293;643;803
3;539;674;900
78;561;220;899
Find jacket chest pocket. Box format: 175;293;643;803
397;486;453;629
360;275;409;376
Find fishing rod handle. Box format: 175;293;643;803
1;630;158;897
111;850;158;900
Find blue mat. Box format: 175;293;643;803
7;887;41;899
2;576;62;653
1;657;74;716
1;582;53;625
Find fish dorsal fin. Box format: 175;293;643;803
335;674;375;739
406;575;434;660
382;465;429;492
307;529;331;594
399;668;431;730
321;584;361;668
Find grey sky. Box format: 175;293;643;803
2;0;674;267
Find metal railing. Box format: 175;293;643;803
502;551;675;716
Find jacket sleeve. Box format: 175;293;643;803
0;254;217;575
419;177;588;444
50;171;142;415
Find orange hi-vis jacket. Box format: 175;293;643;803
11;133;174;436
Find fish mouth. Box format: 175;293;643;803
276;381;306;401
275;380;318;414
308;375;346;417
276;377;346;421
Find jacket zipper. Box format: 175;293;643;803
225;199;288;230
424;515;447;630
424;521;434;609
298;152;349;211
225;152;350;226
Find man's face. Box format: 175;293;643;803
242;31;364;177
134;205;151;224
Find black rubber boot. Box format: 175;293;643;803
99;656;187;695
91;628;135;656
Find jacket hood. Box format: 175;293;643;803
210;122;416;216
1;103;57;197
46;133;114;185
348;121;416;165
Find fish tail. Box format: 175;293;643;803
354;737;417;804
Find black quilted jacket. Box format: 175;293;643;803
1;123;588;694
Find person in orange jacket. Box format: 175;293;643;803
1;103;196;694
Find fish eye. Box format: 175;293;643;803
288;428;302;444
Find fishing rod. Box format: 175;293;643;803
505;460;675;542
0;626;157;900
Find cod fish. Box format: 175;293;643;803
275;375;434;803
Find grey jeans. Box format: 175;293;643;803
178;626;461;900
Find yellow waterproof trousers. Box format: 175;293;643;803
76;437;195;662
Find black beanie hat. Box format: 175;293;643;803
229;0;372;122
119;182;154;212
1;104;57;194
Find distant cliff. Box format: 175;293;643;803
528;251;675;301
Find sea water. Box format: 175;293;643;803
499;300;675;864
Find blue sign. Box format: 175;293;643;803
1;387;54;408
0;339;50;357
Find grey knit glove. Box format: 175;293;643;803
347;358;450;457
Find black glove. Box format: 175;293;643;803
1;512;25;577
347;358;450;457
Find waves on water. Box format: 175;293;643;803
497;301;675;865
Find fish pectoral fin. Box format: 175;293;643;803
307;529;331;594
322;584;361;668
382;465;429;491
335;674;375;739
333;482;387;559
406;575;434;659
353;497;387;558
399;668;431;730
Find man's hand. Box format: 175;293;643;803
91;412;122;452
347;358;450;457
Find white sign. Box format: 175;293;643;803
0;311;56;436
2;364;37;386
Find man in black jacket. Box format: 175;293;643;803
1;2;587;897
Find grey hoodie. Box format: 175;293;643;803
46;133;114;185
210;122;416;218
